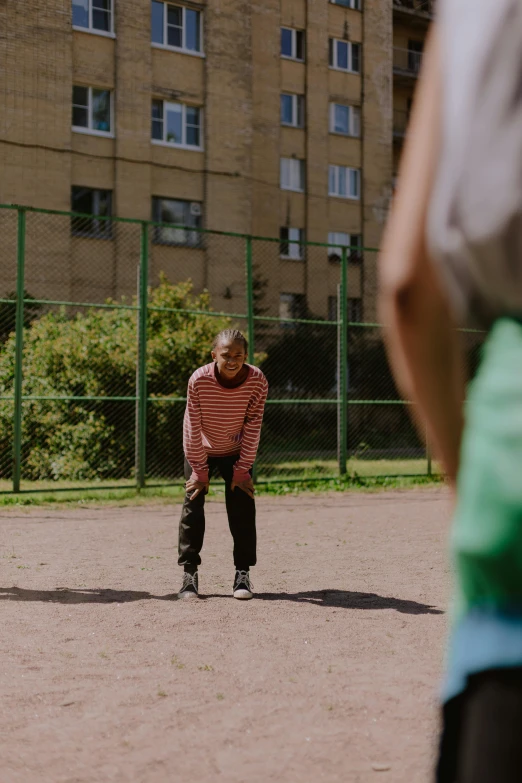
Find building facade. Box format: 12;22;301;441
0;1;420;321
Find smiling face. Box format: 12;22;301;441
211;338;247;380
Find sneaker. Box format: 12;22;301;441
233;570;253;600
178;571;199;600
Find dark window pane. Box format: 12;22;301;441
186;124;200;147
328;38;334;66
72;186;93;215
92;90;111;132
165;104;182;143
281;94;293;125
72;0;89;28
71;187;112;238
92;9;110;31
72;106;88;128
167;5;182;26
280;227;289;256
185;9;200;51
152;101;164;140
152;100;163;121
296;96;304;127
152;119;163;140
151;1;164;44
281;28;292;57
167;4;182;47
153;198;202;246
351;43;360;73
295;31;304;60
73;85;88;107
167;24;182;47
337;41;348;70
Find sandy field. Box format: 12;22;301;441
0;488;452;783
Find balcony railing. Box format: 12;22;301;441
393;109;410;140
393;0;435;18
393;47;423;77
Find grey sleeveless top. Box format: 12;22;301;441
427;0;522;328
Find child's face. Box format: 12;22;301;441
211;339;247;380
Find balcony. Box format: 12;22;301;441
393;46;423;79
393;109;410;142
393;0;435;19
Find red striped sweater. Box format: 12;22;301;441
183;363;269;483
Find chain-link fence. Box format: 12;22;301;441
0;203;483;494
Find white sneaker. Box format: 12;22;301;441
233;570;253;600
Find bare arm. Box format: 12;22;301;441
379;26;465;487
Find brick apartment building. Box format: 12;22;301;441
0;0;432;320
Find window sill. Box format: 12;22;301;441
151;139;204;152
281;122;305;129
329;1;362;10
152;240;203;249
328;193;360;200
281;186;305;193
330;130;360;138
329;65;360;75
151;42;205;58
73;127;114;139
280;55;305;63
72;26;116;39
71;231;113;241
280;255;305;262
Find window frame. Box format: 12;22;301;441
152;196;203;248
329;102;360;137
151;100;203;150
71;186;113;239
280;158;305;193
329;38;361;73
151;1;204;57
280;27;305;62
72;86;114;137
330;0;361;9
72;0;115;37
327;232;362;262
280;93;305;128
280;227;305;260
328;165;361;200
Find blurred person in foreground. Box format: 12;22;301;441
379;2;522;781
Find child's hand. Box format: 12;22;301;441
231;477;255;499
185;478;209;500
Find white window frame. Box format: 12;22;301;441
151;100;203;150
151;1;204;57
329;39;361;73
327;232;361;260
72;0;115;37
281;27;305;62
280;94;305;128
328;166;361;200
280;227;304;260
280;158;305;193
152;196;203;247
330;0;361;9
329;103;360;137
72;86;114;138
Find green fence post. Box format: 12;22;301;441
339;246;348;475
136;221;149;491
245;236;255;364
12;208;26;493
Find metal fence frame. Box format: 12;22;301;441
0;202;437;495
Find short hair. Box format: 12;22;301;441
212;329;248;354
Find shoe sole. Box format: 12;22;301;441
178;591;199;600
233;589;253;600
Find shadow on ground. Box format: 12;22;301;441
0;586;443;614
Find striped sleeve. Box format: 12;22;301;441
183;376;209;483
233;375;269;482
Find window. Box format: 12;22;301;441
331;0;361;8
72;86;112;135
407;40;423;73
328;232;362;263
280;228;304;260
280;158;305;192
329;39;360;73
152;197;202;247
281;94;305;128
279;293;307;323
330;103;360;137
151;100;202;148
151;1;202;53
73;0;113;34
329;166;360;199
348;297;363;323
71;187;112;238
281;28;305;61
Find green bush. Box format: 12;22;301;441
0;276;230;480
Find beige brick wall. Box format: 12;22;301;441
0;0;414;324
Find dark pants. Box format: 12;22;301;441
436;668;522;783
178;455;256;571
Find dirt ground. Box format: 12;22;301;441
0;488;453;783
